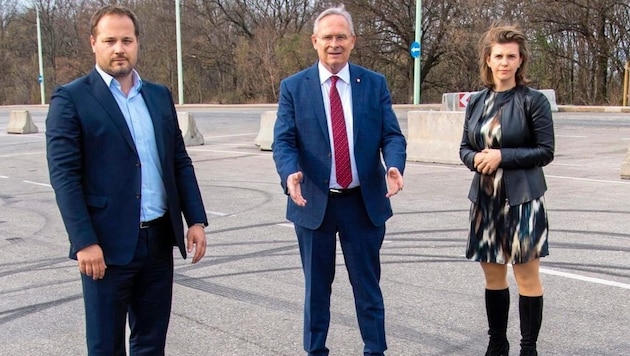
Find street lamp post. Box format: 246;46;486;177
176;0;184;105
623;61;629;107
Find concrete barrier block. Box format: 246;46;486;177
254;111;277;151
7;110;38;134
442;89;559;112
407;111;464;165
177;112;204;146
539;89;559;112
441;92;477;111
621;147;630;179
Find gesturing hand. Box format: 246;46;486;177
287;171;307;207
386;167;404;198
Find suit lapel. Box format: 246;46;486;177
305;65;330;144
349;64;365;142
140;84;166;163
86;70;137;154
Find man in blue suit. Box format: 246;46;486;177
45;5;207;355
273;5;406;356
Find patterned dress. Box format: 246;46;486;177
466;89;549;264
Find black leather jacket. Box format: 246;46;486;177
459;85;555;206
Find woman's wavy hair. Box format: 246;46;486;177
478;23;531;88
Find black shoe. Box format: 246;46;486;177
485;339;509;356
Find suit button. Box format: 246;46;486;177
327;152;332;158
136;162;141;167
136;193;140;199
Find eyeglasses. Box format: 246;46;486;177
317;34;351;44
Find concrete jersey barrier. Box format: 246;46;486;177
621;147;630;179
407;110;464;165
442;89;559;112
254;111;277;151
7;110;39;134
177;111;205;146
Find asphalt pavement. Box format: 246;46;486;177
0;105;628;355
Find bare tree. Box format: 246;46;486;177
1;0;629;105
527;0;630;104
192;0;319;102
0;0;22;104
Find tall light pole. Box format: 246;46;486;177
623;61;629;107
36;5;45;104
175;0;184;105
413;0;422;105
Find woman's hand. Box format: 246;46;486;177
473;148;502;175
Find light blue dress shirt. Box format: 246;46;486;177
96;65;167;222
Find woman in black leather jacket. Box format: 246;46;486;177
459;24;554;356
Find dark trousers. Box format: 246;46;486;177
295;191;387;356
81;218;174;356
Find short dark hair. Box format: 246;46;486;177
90;5;140;38
478;23;530;88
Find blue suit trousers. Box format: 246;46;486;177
295;190;387;356
81;218;175;356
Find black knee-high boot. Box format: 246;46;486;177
519;295;543;356
485;288;510;356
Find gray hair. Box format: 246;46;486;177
313;4;355;36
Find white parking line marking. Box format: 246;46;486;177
206;210;229;216
0;151;45;158
204;133;258;138
186;148;270;156
540;267;630;290
546;175;630;185
23;180;51;187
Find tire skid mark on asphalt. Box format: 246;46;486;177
0;294;82;326
173;273;455;349
0;257;70;278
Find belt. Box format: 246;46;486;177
329;186;361;196
140;215;167;229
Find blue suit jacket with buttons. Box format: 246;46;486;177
273;63;407;230
46;69;207;265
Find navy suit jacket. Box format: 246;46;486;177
46;69;207;265
273;63;407;230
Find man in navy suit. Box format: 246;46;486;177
46;5;207;355
273;5;406;355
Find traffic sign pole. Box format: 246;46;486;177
413;0;422;105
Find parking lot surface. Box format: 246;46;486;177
0;106;628;355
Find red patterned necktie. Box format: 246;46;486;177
329;76;352;188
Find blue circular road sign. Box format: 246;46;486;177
410;41;421;58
